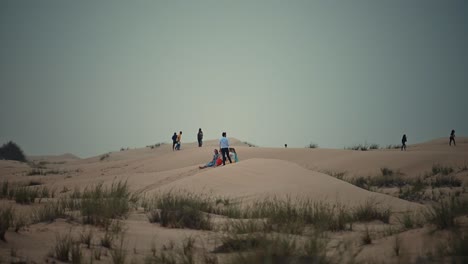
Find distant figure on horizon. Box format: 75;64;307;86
197;128;203;147
450;130;456;146
285;144;287;148
401;134;407;151
219;132;232;165
172;132;177;151
175;131;182;150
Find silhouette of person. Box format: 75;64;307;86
401;134;407;151
197;128;203;147
450;130;456;146
285;144;287;148
171;132;177;151
219;132;232;165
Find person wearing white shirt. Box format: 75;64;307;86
219;132;232;165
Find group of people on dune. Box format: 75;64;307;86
400;129;457;151
199;132;238;169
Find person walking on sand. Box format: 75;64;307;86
197;128;203;147
450;130;456;146
171;132;177;151
219;132;232;165
401;134;407;151
176;131;182;150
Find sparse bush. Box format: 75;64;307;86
306;143;318;149
0;206;14;241
431;175;462;188
432;164;454;176
13;186;39;204
100;153;110;161
111;235;127;264
393;235;401;256
80;181;133;226
353;200;391;223
380;167;394;176
71;243;82;264
0;141;27;162
425;197;468;229
33;202;67;223
369;144;379;150
386;144;401;149
54;233;73;262
361;226;372;245
148;191;213;230
80;228;93;249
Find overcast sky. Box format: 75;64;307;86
1;0;467;157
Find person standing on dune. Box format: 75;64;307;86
197;128;203;147
219;132;232;165
450;130;456;146
172;132;177;151
176;131;182;150
401;134;407;151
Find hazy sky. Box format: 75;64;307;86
1;0;467;157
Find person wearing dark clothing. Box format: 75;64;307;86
171;132;177;151
197;128;203;147
401;134;407;151
450;130;456;146
219;132;232;165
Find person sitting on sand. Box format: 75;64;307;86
199;149;220;169
229;147;239;163
450;129;456;146
401;134;407;151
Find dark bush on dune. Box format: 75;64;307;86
0;141;27;162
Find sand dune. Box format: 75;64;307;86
0;137;466;263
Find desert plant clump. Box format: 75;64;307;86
306;143;318;149
0;141;27;162
425;196;468;230
147;191;213;230
369;144;380;150
53;233;73;262
100;153;110;161
353;200;391;223
33;202;67;223
80;181;134;226
431;175;462;188
432;164;454;176
0;206;14;241
361;226;372;245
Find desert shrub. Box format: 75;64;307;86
33;202;67;223
369;144;379;150
71;243;82;264
54;233;73;262
431;175;462;188
79;228;93;249
225;233;329;264
0;141;26;162
380;167;393;176
0;206;14;241
353;200;391;223
147;191;213;230
80;181;133;226
393;235;401;256
386;144;401;149
111;236;127;264
425;197;468;229
432;164;454;176
398;212;424;229
361;226;372;245
306;143;318;149
100;153;110;161
13;186;39;204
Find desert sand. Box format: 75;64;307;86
0;137;467;263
